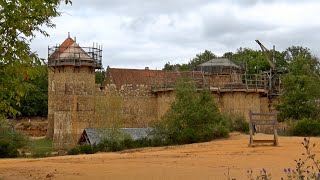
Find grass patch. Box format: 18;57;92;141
28;138;54;158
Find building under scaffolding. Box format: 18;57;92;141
195;58;243;75
149;58;282;97
48;37;102;69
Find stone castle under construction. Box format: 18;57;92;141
47;37;280;148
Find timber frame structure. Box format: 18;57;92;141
151;71;281;97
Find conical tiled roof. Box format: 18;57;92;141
49;37;92;61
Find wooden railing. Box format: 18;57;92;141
151;73;279;95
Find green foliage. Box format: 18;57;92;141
95;70;105;85
16;66;48;117
228;48;272;74
0;0;71;118
291;119;320;136
78;144;98;154
188;50;217;70
163;47;287;74
162;50;216;71
67;144;98;155
0;118;29;158
67;146;81;155
29;138;54;158
0;0;72;64
152;79;229;145
277;48;320;120
223;113;249;133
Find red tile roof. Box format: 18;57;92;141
106;68;204;89
49;37;75;59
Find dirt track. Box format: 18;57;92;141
0;133;318;180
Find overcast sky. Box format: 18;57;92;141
30;0;320;69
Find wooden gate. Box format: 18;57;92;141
249;110;278;146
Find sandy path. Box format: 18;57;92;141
0;133;318;180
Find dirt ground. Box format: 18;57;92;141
11;117;47;137
0;133;319;180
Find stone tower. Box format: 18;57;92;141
47;36;102;148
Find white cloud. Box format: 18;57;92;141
30;0;320;69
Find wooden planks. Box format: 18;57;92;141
249;110;279;146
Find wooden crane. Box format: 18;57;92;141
255;40;282;98
255;40;275;70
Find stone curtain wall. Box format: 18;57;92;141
156;91;175;120
95;86;274;130
220;92;272;120
48;68;275;149
95;84;159;128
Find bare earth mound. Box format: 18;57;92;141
0;133;318;180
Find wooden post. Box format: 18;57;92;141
249;110;253;146
274;113;279;146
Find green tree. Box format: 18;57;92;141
284;46;319;72
17;65;48;117
162;50;217;71
225;48;286;73
162;62;175;71
0;0;72;117
277;51;320;120
95;70;105;85
230;48;271;74
188;50;217;70
222;52;233;60
153;79;229;144
0;116;29;158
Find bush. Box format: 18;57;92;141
0;139;19;158
292;118;320;136
79;144;98;154
67;146;81;155
223;113;249;133
0;119;29;158
152;79;229;145
67;144;99;155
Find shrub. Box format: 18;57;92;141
223;113;249;133
67;146;81;155
292;118;320;136
152;79;229;145
78;144;98;154
0;118;29;158
67;144;99;155
0;139;19;158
